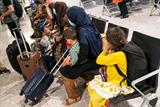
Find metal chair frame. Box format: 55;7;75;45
150;0;160;16
102;0;118;17
79;0;96;9
109;31;160;107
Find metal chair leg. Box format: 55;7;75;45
150;6;156;16
140;93;158;107
102;0;112;17
150;0;160;16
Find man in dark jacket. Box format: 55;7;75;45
0;0;21;38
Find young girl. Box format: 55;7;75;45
88;27;134;107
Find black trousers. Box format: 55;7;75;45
7;21;21;39
60;59;100;79
118;1;128;16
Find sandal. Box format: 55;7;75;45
64;96;81;105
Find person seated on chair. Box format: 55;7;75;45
67;6;102;66
30;0;48;39
88;27;134;107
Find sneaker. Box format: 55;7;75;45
120;14;129;19
115;14;122;17
30;34;37;39
2;68;11;73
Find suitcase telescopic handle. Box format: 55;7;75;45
53;52;70;76
50;42;78;75
12;27;29;60
50;49;69;74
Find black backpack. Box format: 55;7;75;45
115;41;148;87
12;0;23;18
6;39;31;74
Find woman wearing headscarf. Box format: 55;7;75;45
49;2;68;34
67;6;102;59
59;6;102;105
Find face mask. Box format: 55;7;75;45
52;8;57;15
68;19;76;27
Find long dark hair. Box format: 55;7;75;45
106;27;127;51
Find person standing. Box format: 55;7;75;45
0;0;21;38
113;0;129;18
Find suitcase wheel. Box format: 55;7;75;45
30;100;39;106
20;91;23;96
24;98;28;103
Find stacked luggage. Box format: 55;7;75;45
6;27;46;80
20;49;68;104
6;27;67;105
6;39;31;74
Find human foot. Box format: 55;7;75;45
63;96;81;105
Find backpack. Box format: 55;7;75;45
115;41;148;87
12;0;23;18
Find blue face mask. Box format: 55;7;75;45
68;19;76;27
52;8;57;15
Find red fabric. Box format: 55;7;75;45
66;41;71;49
112;0;123;3
105;100;110;107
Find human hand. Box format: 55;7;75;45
0;16;4;21
62;56;71;66
103;38;112;51
47;14;53;20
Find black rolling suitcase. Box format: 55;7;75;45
6;39;31;74
20;49;68;104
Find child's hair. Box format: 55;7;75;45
63;27;77;40
35;0;41;4
106;27;127;51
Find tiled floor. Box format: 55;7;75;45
0;0;160;107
